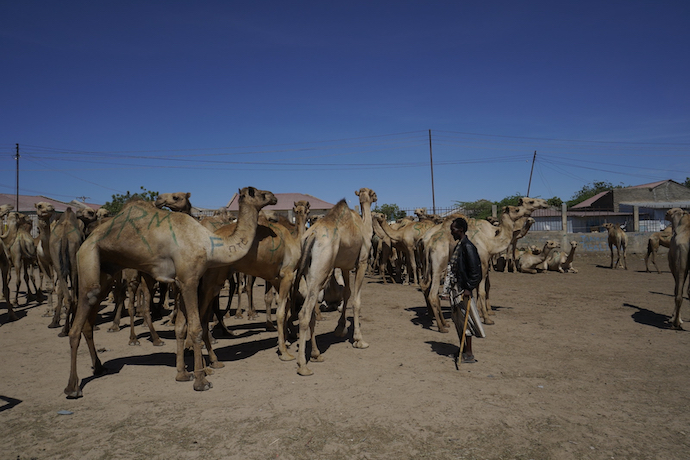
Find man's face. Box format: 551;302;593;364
450;225;464;241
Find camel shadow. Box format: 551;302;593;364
622;303;676;330
407;305;450;331
79;351;176;390
426;340;458;358
0;395;22;413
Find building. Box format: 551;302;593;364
225;192;335;222
530;180;690;233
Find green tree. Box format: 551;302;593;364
566;180;625;207
102;186;159;214
373;203;407;221
547;196;563;208
454;199;493;220
683;177;690;188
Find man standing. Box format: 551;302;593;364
444;217;484;364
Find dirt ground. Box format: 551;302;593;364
1;251;690;460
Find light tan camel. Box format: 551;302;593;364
420;207;531;331
292;188;377;376
516;240;560;274
34;202;55;312
155;192;192;215
542;240;579;273
64;186;276;398
48;208;84;336
602;223;628;269
666;208;690;329
504;198;550;272
645;226;672;274
1;205;16;321
371;213;397;283
3;212;40;307
375;216;437;285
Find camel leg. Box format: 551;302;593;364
263;283;277;331
350;262;370;349
1;267;17;322
425;268;449;333
108;277;126;332
609;243;615;269
174;297;193;382
276;275;296;361
296;289;320;376
622;245;628;270
127;280;140;346
334;272;352;338
670;248;689;329
40;264;55;317
179;280;211;391
138;276;164;346
49;276;68;329
245;275;258;320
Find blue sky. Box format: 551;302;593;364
1;1;689;212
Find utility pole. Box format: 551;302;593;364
428;129;436;214
526;150;536;197
15;144;19;210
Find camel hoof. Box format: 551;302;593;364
234;314;243;319
488;309;496;316
334;326;347;337
193;379;213;391
279;352;296;361
297;366;313;376
265;322;276;332
107;325;120;333
42;310;53;318
176;371;194;382
311;355;324;362
58;331;68;338
438;326;449;333
64;388;83;399
210;361;225;369
7;314;19;322
204;367;214;376
152;339;165;347
353;340;369;349
483;317;495;325
128;340;141;346
48;321;61;329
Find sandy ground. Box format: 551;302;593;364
1;251;690;460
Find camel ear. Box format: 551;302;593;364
247;187;256;197
186;193;191;199
355;189;361;197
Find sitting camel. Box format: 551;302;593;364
645;226;672;274
516;240;560;274
602;223;628;269
666;208;690;329
542;240;579;273
64;187;276;398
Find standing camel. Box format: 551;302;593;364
0;204;15;321
34;202;55;314
602;223;628;270
375;216;436;285
64;186;276;398
645;226;672;274
504;198;550;272
292;188;377;376
3;212;40;307
666;208;690;329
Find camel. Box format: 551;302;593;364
64;186;276;398
602;223;628;270
504;198;550;272
666;208;690;329
542;240;579;273
34;202;55;312
2;212;40;307
155;192;192;215
645;226;673;274
48;208;84;336
371;213;397;283
292;188;377;376
516;240;560;274
375;215;437;285
420;206;531;331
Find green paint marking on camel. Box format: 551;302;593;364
148;211;178;246
267;223;283;262
99;205;153;254
209;236;223;257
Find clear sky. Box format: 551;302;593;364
1;1;689;212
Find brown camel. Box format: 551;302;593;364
375;216;437;285
292;188;377;376
602;223;628;269
371;213;397;283
155;192;192;215
34;202;55;313
543;240;579;273
3;212;40;307
48;208;84;336
504;198;550;272
516;240;560;274
645;226;672;273
420;206;532;331
666;208;690;329
64;186;276;398
1;205;16;321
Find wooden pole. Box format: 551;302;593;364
457;294;472;369
429;129;436;215
526;150;536;197
15;144;19;210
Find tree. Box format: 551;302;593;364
102;186;159;214
547;196;563;208
684;177;690;188
566;181;625;207
373;203;407;221
454;199;493;220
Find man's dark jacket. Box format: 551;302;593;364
450;236;482;291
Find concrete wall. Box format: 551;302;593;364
518;231;660;254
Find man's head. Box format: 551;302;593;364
450;217;468;241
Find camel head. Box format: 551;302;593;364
34;202;55;220
76;207;97;225
371;212;386;223
665;208;686;223
569;241;578;250
504;205;530;222
543;240;560;252
293;200;310;216
155;192;192;214
355;188;377;206
518;197;549;212
96;207;111;220
0;204;14;218
237;186;278;209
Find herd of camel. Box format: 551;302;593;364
1;188;689;398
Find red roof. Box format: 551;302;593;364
570;191;610;209
0;193;102;213
225;192;335;212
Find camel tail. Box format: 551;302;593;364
296;233;316;281
419;247;431;291
19;236;36;259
